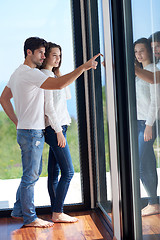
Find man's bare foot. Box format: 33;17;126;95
24;218;54;228
52;212;78;223
141;204;160;217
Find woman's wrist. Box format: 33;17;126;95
145;124;152;128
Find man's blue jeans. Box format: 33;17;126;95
137;120;158;204
45;125;74;213
11;129;44;225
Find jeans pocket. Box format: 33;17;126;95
31;130;44;138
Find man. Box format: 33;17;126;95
149;31;160;69
135;32;160;217
0;37;100;227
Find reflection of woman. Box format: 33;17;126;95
134;38;160;216
41;42;78;223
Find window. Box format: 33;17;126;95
0;0;82;210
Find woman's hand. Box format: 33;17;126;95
57;131;66;148
144;125;152;142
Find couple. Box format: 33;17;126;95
135;31;160;83
0;37;101;228
134;31;160;217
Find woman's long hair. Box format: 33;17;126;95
134;37;153;69
41;42;62;74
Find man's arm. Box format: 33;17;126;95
41;53;101;90
135;65;160;84
0;86;18;127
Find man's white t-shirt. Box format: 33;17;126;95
7;64;48;129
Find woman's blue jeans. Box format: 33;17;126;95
137;120;158;204
11;129;44;225
45;125;74;213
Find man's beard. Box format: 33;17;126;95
35;60;43;67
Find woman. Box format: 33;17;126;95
41;42;78;223
134;38;160;216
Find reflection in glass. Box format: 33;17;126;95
131;0;160;239
97;0;112;221
134;37;160;212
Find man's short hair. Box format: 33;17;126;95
24;37;47;58
148;31;160;43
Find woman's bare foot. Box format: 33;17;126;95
24;218;54;228
52;212;78;223
141;204;160;216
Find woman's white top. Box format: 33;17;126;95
136;63;160;126
41;69;71;133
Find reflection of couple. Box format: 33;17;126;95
134;32;160;216
0;37;100;227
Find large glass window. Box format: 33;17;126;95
131;0;160;239
0;0;82;210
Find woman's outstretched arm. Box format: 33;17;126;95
41;53;102;90
135;65;160;84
